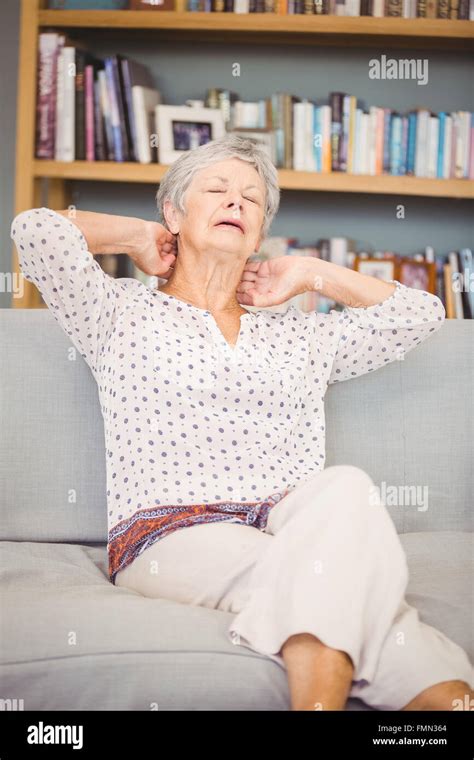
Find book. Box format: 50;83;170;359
36;33;65;159
133;86;162;163
55;46;76;161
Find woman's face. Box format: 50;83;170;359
165;157;267;257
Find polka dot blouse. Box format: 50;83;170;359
11;207;446;584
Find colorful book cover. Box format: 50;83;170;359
437;112;446;178
339;94;350;172
313;105;322;173
406;111;417;175
382;107;391;174
36;33;64;159
330;92;344;172
85;65;95;161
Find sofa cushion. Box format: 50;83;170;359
1;530;471;711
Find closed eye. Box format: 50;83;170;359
208;189;258;204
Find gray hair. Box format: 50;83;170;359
155;134;280;240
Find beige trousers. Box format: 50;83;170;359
115;465;473;710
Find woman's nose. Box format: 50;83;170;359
225;198;243;215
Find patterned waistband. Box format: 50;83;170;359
108;489;292;585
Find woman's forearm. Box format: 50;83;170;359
301;257;397;309
56;209;146;257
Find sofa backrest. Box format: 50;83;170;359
1;309;472;543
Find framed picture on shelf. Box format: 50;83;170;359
353;256;398;282
398;258;437;294
154;105;226;164
228;127;277;164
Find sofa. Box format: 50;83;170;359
1;308;472;711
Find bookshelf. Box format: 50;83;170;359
33;160;474;197
11;0;474;308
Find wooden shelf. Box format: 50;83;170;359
11;1;474;308
33;161;474;199
38;11;474;50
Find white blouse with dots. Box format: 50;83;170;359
11;207;446;583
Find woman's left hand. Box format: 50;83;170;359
236;256;311;307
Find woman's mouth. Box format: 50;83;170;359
214;220;245;234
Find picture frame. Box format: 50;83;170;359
398;258;437;294
154;105;226;164
353;256;398;282
228;127;277;164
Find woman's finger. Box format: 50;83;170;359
239;271;256;282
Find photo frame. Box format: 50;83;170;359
353;256;398;282
398;258;437;294
154;105;226;164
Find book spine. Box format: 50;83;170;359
85;65;95;161
111;56;131;161
449;0;459;16
469;113;474;179
382;108;391;174
415;110;429;177
453;112;464;178
54;49;65;161
406;112;416;174
94;76;106;161
443;115;453;178
347;96;356;173
461;111;470;177
98;69;115;161
321;105;331;172
390;114;402;175
330;92;343;172
436;112;446;178
427;115;439;178
386;0;402;13
375;107;384;174
339;94;350;172
36;34;59;159
313;106;322;172
120;58;138;162
61;48;76;162
400;115;408;175
368;106;377;175
293;102;304;170
74;49;86;161
104;57;123;162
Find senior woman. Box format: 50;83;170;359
11;135;473;712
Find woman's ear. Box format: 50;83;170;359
163;199;180;235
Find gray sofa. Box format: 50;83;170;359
1;309;472;711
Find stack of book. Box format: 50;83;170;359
186;0;473;18
36;33;162;163
237;93;474;178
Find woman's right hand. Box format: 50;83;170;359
132;220;178;279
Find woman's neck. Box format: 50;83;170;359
157;283;246;316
